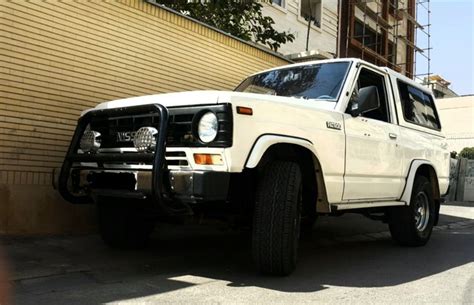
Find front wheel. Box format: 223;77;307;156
252;161;302;276
388;175;435;246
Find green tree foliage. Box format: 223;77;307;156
459;147;474;159
155;0;295;51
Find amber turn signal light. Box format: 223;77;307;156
236;106;253;115
193;153;224;165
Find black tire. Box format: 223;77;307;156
97;197;156;249
252;161;302;276
388;175;435;246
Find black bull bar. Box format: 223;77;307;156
58;103;192;216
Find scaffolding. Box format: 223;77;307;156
413;0;432;84
345;0;431;80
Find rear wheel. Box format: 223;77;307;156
252;161;302;276
388;176;435;246
97;197;156;249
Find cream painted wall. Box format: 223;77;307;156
261;0;338;56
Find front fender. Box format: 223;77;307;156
245;134;318;168
244;134;333;213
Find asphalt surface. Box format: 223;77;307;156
2;202;473;305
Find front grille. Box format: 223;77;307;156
92;149;189;168
167;112;194;147
88;104;232;149
165;151;189;166
91;114;158;148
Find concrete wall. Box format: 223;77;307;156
465;160;474;201
448;158;474;202
261;0;338;56
0;0;289;235
435;96;474;153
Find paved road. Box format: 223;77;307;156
3;203;474;305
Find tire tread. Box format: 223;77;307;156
252;161;302;275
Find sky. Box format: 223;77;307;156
415;0;474;95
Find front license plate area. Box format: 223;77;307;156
87;172;137;191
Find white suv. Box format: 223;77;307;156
59;58;450;275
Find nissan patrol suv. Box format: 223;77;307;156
59;58;450;275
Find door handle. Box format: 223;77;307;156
389;133;397;139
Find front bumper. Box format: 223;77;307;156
76;169;230;203
169;171;230;201
58;103;230;216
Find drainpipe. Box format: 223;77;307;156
305;0;313;51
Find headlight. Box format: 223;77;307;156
80;130;101;153
197;112;218;143
134;127;158;152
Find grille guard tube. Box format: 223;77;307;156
58;103;193;216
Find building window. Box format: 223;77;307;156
389;0;398;16
388;42;395;64
272;0;285;7
354;20;383;54
300;0;322;28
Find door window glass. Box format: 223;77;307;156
348;68;390;123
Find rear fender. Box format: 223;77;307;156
401;160;440;205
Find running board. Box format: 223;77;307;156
331;201;407;211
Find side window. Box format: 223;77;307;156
397;81;441;130
348;68;390;123
422;92;441;129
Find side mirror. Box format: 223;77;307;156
350;86;380;117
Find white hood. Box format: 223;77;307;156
85;90;337;115
93;91;225;110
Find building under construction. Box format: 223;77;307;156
338;0;430;80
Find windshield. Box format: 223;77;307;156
234;62;350;101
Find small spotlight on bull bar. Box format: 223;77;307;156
80;130;101;153
134;127;158;152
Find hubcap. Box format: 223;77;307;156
414;191;430;232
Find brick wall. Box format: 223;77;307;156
0;0;289;234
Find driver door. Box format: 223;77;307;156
343;67;404;201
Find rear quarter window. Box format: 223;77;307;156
397;80;441;130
